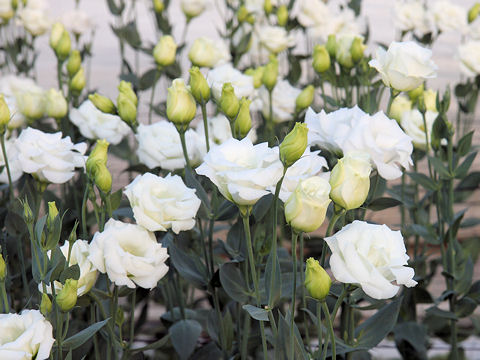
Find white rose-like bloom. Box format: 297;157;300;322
369;41;438;91
259;80;301;123
15;127;87;184
196;137;283;206
296;0;330;28
0;137;23;184
277;148;328;202
255;25;296;54
195;114;257;147
17;0;50;36
0;310;55;360
136;120;205;171
325;220;417;299
207;63;255;100
188;37;231;68
458;40;480;76
70;100;130;145
401;109;437;150
430;0;467;33
61;9;94;36
88;219;169;289
124;173;201;233
394;0;434;37
180;0;207;18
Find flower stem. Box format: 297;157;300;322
148;69;161;124
0;131;14;201
200;100;210;152
300;233;311;351
178;128;192;170
0;281;9;313
289;231;299;360
322;301;336;360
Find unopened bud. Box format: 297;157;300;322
237;5;249;23
189;67;210;103
88;93;117;114
66;50;81;77
468;3;480;23
117;93;137;125
56;279;78;312
280;122;308;167
45;89;68;119
220;83;239;120
153;35;177;67
40;293;52;316
313;45;330;73
423;89;437;112
234;97;252;139
94;164;112;193
118;81;138;106
262;56;278;91
295;85;315;112
264;0;272;14
326;34;336;58
305;258;331;301
55;30;71;61
350;37;365;63
277;5;288;27
49;22;64;50
166;78;197;125
70;68;86;94
0;95;11;127
86;139;109;175
23;200;34;224
408;84;424;102
47;201;59;229
153;0;164;13
0;253;6;281
245;67;264;89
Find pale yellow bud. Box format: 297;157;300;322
49;22;65;49
234;97;252;139
45;89;68;119
0;253;6;280
55;30;71;60
219;83;239;120
305;257;331;300
17;91;45;119
0;95;11;127
423;89;437;112
468;3;480;23
350;37;365;63
66;50;81;77
313;45;330;73
153;35;177;67
264;0;273;14
47;201;59;229
118;81;138;106
94;164;112;193
189;67;210;103
245;67;265;89
117;93;137;125
153;0;164;13
280;123;309;167
88;93;117;114
166;79;197;125
40;293;52;316
262;56;278;91
295;85;315;112
326;34;336;58
70;68;86;94
277;5;288;27
408;84;424;102
389;95;412;122
86;139;109;176
55;279;78;312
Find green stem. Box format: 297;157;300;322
386;88;399;116
267;89;274;145
148;69;161;124
128;290;136;348
322;301;336;360
241;312;251;360
330;285;349;321
320;210;343;267
0;132;14;201
289;231;299;360
0;281;9;313
57;59;64;95
200;100;210;152
91;305;101;360
317;301;322;360
300;233;311;351
421;111;434;179
178;129;192;170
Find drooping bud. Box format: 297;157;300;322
279;123;308;167
94;164;112;193
189;67;210;103
277;5;288;27
40;293;52;316
219;83;240;120
234;97;252;139
0;253;6;281
305;257;331;301
262;56;278;91
153;0;164;13
88;93;117;114
295;85;315;112
117;93;137;125
166;78;197;126
245;66;265;89
153;35;177;68
69;67;86;94
66;50;82;77
326;34;336;58
86;139;109;176
312;45;330;73
0;95;10;127
55;279;78;312
45;89;68;119
468;3;480;23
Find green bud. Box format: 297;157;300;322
94;164;112;193
116;308;125;326
305;257;331;301
408;84;424;102
277;5;288;27
70;67;86;94
468;3;480;23
295;85;315;112
45;89;68;119
245;66;265;89
0;95;11;127
189;66;210;103
88;93;117;114
17;91;45;119
219;83;240;120
23;199;34;224
55;279;78;312
166;78;197;125
117;93;137;125
40;293;52;316
262;56;278;91
49;22;64;50
264;0;272;14
423;89;437;112
66;50;82;77
47;201;59;229
55;30;71;61
388;95;412;122
280;123;308;167
118;81;138;106
153;35;177;67
234;97;252;139
0;253;6;281
86;139;109;175
350;37;365;63
153;0;164;13
326;34;336;58
237;5;249;23
312;45;330;73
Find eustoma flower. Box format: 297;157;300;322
325;220;417;299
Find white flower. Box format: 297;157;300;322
41;240;98;297
207;63;255;100
259;80;301;123
0;136;23;184
430;0;467;33
243;0;278;14
369;41;438;91
277;148;328;202
88;219;169;289
0;310;55;360
136;120;205;171
124;173;201;233
188;37;231;68
15;127;87;184
458;40;480;76
0;0;13;20
255;25;296;54
196;137;283;206
401;109;437;150
195;114;257;147
17;0;50;36
180;0;207;18
325;220;417;299
394;0;434;37
69;100;130;145
296;0;330;28
61;9;94;36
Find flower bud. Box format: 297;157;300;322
117;93;137;125
12;0;18;11
153;35;177;67
264;0;273;14
70;67;86;94
280;123;308;167
326;34;336;58
277;5;288;27
329;152;372;210
40;293;52;316
285;176;331;233
17;91;45;119
305;257;331;301
295;85;315;112
23;200;34;224
55;30;71;61
118;81;138;106
237;5;249;23
468;3;480;23
313;45;330;73
0;5;13;20
153;0;164;13
86;139;109;175
423;89;437;112
245;66;265;89
219;83;240;120
389;95;412;122
0;95;11;127
66;50;82;77
55;279;78;312
0;253;6;281
350;37;365;63
45;89;68;119
262;56;278;91
88;93;117;114
94;164;112;193
181;0;205;19
234;97;252;139
49;22;65;50
407;84;424;102
189;66;210;103
47;201;59;229
166;78;197;125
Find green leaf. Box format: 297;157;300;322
457;131;474;157
131;334;170;353
455;296;477;318
59;264;80;284
63;319;110;350
368;197;402;211
169;242;208;289
44;247;66;284
219;262;250;303
455;152;477;178
394;322;428;360
425;306;458;320
252;194;273;222
456;171;480;191
242;305;269;321
408;224;440;244
265;251;282;307
169;319;202;360
109;189;123;212
185;168;211;218
407;172;437;191
428;156;450;178
138;68;158;90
